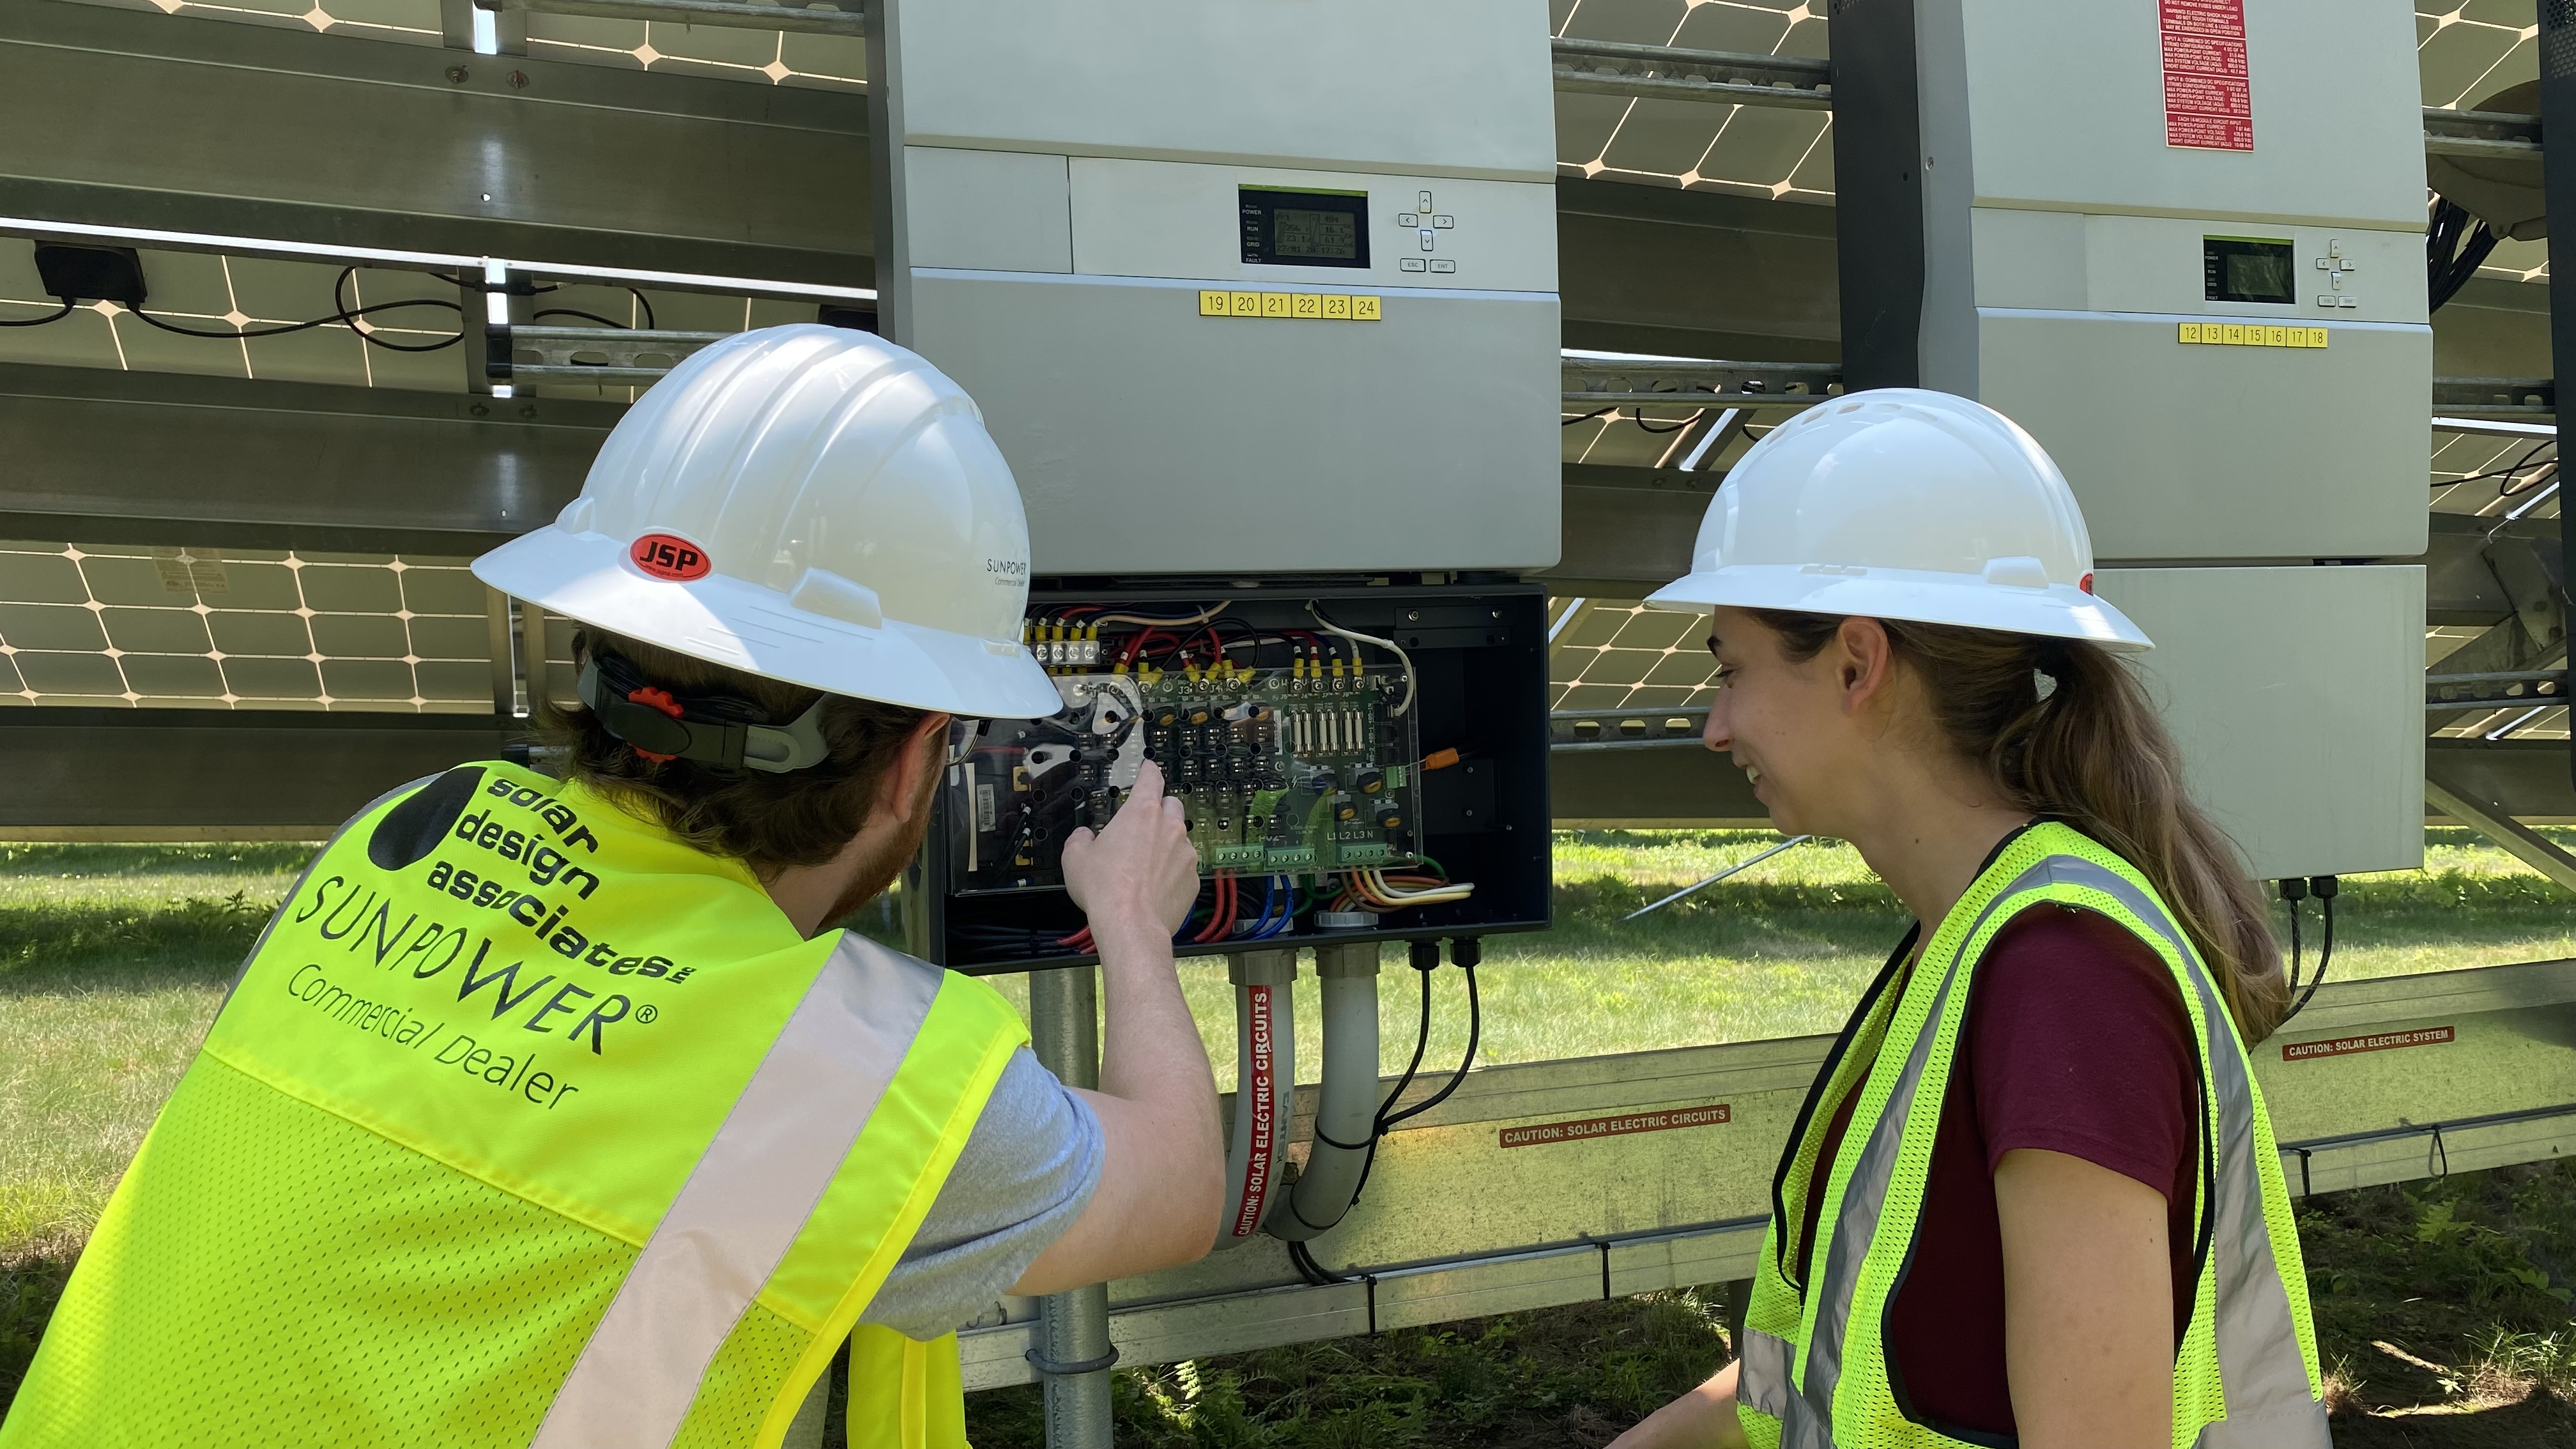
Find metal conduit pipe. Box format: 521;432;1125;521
1024;966;1114;1448
1268;942;1383;1241
1217;949;1299;1248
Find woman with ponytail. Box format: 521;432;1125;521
1610;393;2322;1449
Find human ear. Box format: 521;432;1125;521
878;712;953;824
1836;618;1896;715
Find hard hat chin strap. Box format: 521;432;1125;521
575;655;830;774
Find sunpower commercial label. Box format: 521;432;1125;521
2159;0;2252;151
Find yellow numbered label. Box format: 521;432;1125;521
1320;294;1351;319
2307;327;2329;348
1292;293;1322;319
2177;323;2202;343
1199;290;1229;317
1349;295;1382;321
1229;291;1262;317
1261;292;1292;318
2218;323;2243;344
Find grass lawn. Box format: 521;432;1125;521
8;827;2576;1439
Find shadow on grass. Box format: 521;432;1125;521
0;843;316;880
0;1252;72;1418
966;1287;1736;1449
0;895;274;991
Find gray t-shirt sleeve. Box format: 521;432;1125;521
859;1046;1105;1342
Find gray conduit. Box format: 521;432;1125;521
1268;942;1381;1241
1218;949;1298;1247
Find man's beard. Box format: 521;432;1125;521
819;761;940;930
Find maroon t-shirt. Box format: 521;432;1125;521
1793;905;2200;1440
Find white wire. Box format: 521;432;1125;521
1307;603;1419;717
1084;601;1232;629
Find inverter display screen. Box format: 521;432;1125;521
1241;188;1370;269
2204;236;2296;305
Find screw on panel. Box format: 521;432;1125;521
469;402;489;418
507;71;530;88
446;65;469;82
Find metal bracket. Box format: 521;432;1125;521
2425;769;2576;894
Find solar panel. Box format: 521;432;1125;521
0;540;500;712
56;0;865;88
1554;0;1834;203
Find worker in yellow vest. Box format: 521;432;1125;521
1610;391;2324;1449
1;325;1223;1449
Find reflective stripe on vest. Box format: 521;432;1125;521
2;763;1025;1449
537;935;945;1449
1737;825;2324;1449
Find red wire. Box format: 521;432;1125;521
1193;873;1236;944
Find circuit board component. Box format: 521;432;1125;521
949;667;1422;894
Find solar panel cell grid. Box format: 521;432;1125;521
0;542;495;713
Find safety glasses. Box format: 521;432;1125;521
944;716;986;767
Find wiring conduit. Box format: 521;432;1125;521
1269;942;1383;1242
1218;949;1298;1248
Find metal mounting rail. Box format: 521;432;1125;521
486;0;862;34
1551;707;1710;750
2427;670;2570;712
2433;376;2556;421
1550;38;1833;109
1561;357;1841;415
2425;105;2542;158
496;325;731;385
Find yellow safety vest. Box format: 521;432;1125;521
2;762;1027;1449
1737;823;2324;1449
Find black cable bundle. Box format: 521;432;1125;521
1289;939;1483;1287
2426;195;2501;314
2277;875;2337;1027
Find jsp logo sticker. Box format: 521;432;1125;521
631;533;711;581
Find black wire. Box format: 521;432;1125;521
2284;892;2334;1024
2435;438;2555;493
0;299;73;328
131;308;344;340
1379;963;1480;1132
335;268;470;353
1562;406;1616;427
2285;896;2303;998
532;308;632;328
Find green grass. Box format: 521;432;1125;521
9;827;2576;1434
0;844;312;1262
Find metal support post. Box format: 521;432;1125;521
2537;0;2576;786
1025;966;1114;1448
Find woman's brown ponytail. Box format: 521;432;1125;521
1752;611;2290;1043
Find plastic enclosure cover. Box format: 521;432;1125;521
930;586;1553;974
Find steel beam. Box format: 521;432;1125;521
2425;769;2576;892
954;956;2576;1386
0;2;871;287
0;362;608;553
0;707;516;837
1555;179;1840;362
1549;38;1832;110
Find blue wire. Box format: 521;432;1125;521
1254;874;1294;939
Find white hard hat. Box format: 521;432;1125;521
1645;388;2152;651
473;324;1061;719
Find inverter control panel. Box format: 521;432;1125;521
930;584;1551;973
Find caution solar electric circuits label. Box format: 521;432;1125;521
1199;290;1381;321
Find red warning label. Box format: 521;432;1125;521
1499;1104;1730;1149
2281;1025;2455;1062
2160;0;2253;151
